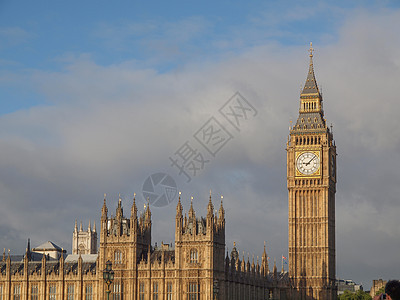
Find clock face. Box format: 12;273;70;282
296;152;320;175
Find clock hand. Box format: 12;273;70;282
305;155;317;166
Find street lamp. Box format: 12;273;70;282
103;260;114;300
213;279;219;300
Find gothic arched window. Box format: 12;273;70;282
190;249;198;263
114;250;122;264
78;244;86;255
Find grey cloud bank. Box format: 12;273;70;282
1;9;400;290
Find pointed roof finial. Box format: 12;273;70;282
102;195;108;218
309;41;314;58
176;192;183;216
218;195;224;219
145;198;151;219
79;220;83;231
189;196;195;218
131;193;137;217
207;191;214;215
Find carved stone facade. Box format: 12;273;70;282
287;43;337;300
0;195;291;299
72;220;98;255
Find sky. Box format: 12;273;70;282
1;0;400;290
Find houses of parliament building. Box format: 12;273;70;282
0;44;337;300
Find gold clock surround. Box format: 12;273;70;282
295;150;321;177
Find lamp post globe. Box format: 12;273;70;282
103;260;114;300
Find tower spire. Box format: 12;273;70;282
145;198;151;220
176;192;183;217
207;190;214;216
218;195;225;220
301;42;320;95
292;42;325;131
116;193;123;218
188;196;195;219
131;193;138;219
101;194;108;220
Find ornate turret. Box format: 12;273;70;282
26;239;31;261
207;192;214;235
73;219;98;255
246;255;251;272
131;193;138;219
175;192;183;239
231;242;239;261
176;192;183;217
225;250;230;271
241;252;246;272
59;249;64;275
218;196;225;223
101;194;108;221
188;197;195;220
251;255;255;273
116;194;123;219
261;241;269;276
145;199;151;224
130;194;138;238
41;253;46;277
207;191;214;217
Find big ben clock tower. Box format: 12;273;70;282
287;43;337;300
